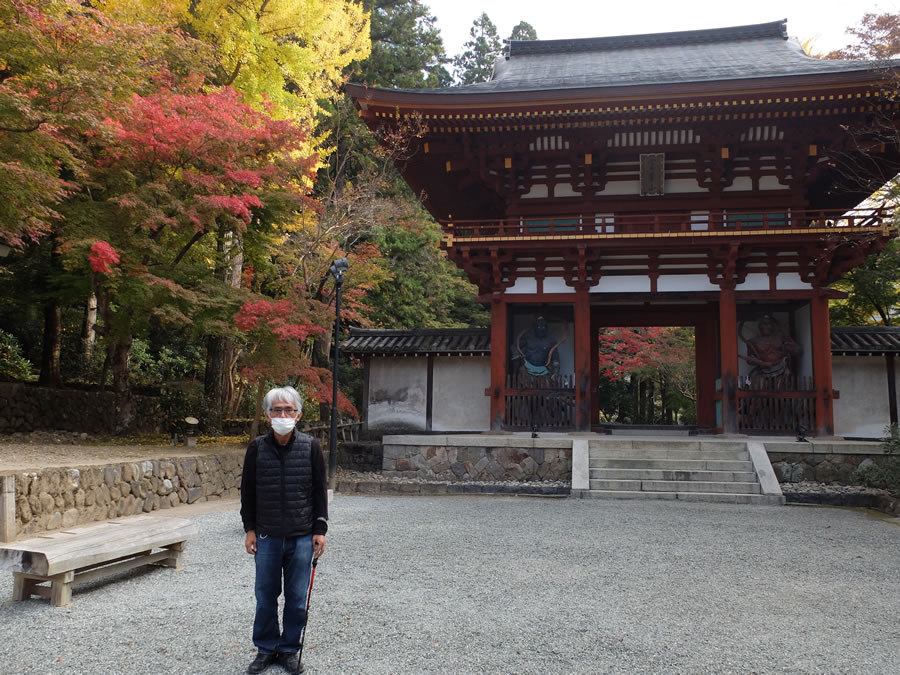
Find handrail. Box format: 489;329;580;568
441;208;892;239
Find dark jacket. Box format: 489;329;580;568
240;430;328;537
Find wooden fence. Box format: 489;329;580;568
504;372;575;429
737;375;816;433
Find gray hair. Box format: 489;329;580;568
262;386;303;414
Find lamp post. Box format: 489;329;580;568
328;257;349;490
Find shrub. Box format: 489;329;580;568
0;329;33;380
852;425;900;495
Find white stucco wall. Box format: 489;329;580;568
367;357;428;432
432;357;491;431
833;355;897;439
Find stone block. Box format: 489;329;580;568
356;481;381;495
66;469;80;490
17;496;31;523
39;492;54;514
382;444;407;460
187;486;204;504
458;446;483;464
62;508;79;528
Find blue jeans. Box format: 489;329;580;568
253;533;314;655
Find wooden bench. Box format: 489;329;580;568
0;514;197;607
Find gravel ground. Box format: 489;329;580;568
1;496;899;675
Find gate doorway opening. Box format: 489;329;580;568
594;326;697;431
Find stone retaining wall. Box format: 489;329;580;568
0;383;164;434
381;435;572;482
4;451;243;538
764;440;889;484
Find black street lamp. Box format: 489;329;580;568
328;257;349;490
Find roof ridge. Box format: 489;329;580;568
506;20;787;58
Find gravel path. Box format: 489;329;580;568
1;496;898;674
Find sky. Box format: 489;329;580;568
424;0;897;58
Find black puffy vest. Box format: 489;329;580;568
254;432;314;537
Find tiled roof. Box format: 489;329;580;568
346;326;900;357
366;20;885;96
831;326;900;355
342;328;490;356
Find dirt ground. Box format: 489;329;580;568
0;432;246;473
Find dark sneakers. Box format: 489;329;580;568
277;652;305;674
247;652;278;674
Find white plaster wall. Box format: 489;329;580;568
543;278;575;294
506;277;537;294
591;276;651;293
598;180;640;195
664;178;708;193
736;273;770;291
833;355;896;439
758;175;789;190
367;358;428;432
656;274;718;292
432;357;491;431
776;274;812;290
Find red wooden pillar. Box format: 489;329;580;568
590;309;600;427
719;288;739;433
695;318;717;428
489;295;508;430
810;293;835;435
574;287;591;431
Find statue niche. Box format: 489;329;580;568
513;316;565;377
739;315;801;380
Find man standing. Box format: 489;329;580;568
241;386;328;674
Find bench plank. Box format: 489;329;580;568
0;515;197;576
0;515;197;607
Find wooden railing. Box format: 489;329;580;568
504;372;575;429
442;208;891;240
737;375;816;433
301;420;361;445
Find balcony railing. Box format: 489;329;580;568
442;208;891;240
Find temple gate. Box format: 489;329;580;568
348;20;900;435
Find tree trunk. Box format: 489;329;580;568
249;375;266;441
205;335;227;432
109;334;134;434
82;293;97;360
203;224;234;433
37;300;62;387
312;333;332;423
109;334;132;393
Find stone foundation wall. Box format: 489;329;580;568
0;383;164;434
5;451;243;538
338;441;383;473
382;437;571;482
769;451;888;484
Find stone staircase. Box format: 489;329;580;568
571;438;785;505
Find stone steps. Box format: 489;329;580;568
589;448;748;460
573;489;784;505
590;458;754;472
590;468;758;482
588;478;762;494
573;439;784;505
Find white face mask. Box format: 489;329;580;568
270;417;297;435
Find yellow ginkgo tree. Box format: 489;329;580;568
98;0;371;125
